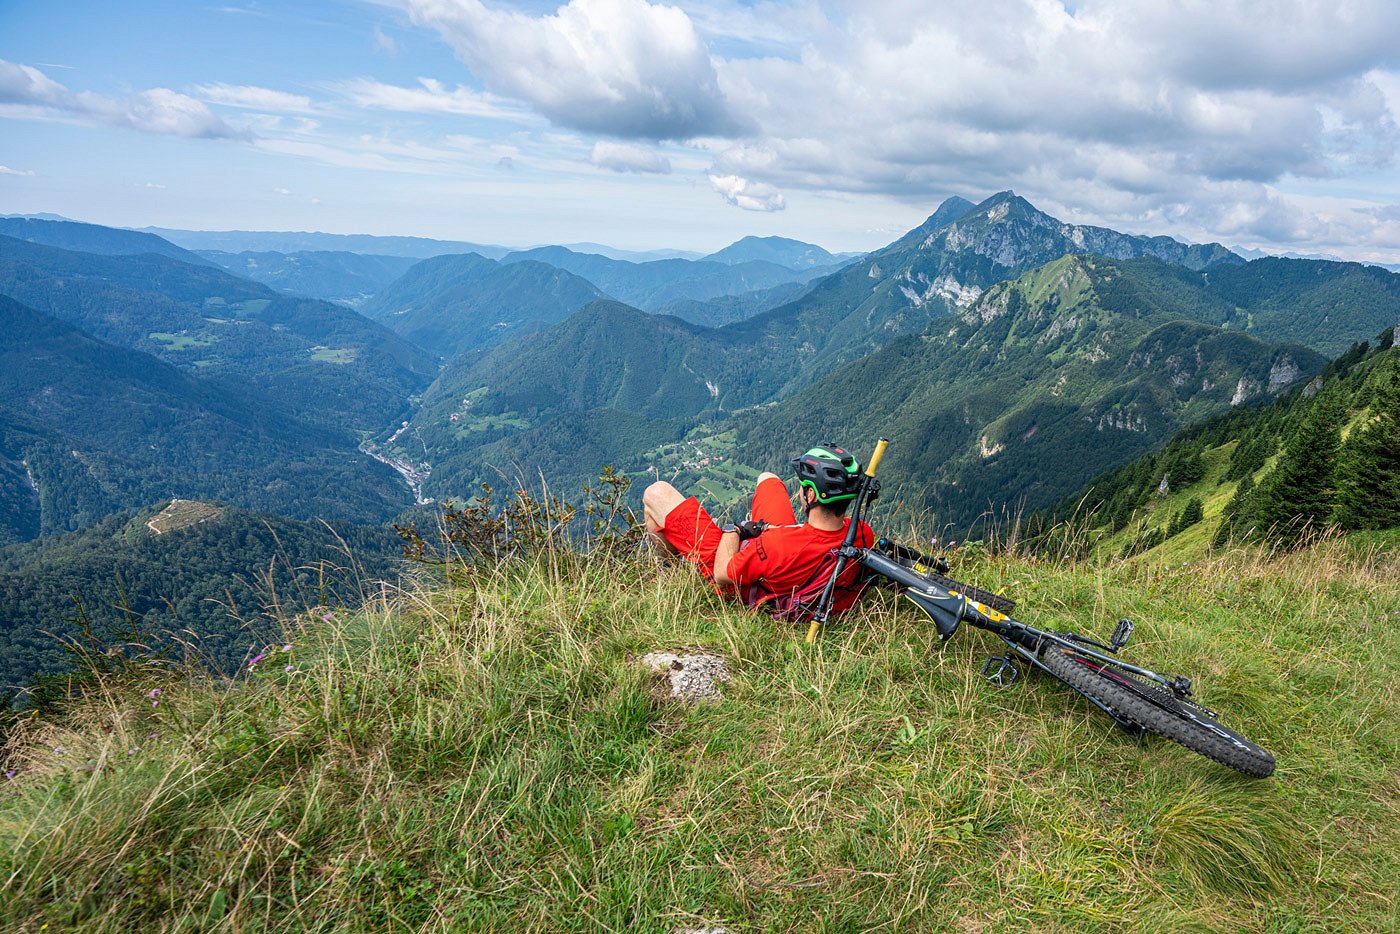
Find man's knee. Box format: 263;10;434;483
643;481;683;527
643;480;677;508
757;471;782;485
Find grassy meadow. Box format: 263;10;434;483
1;532;1396;932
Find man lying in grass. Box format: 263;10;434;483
643;443;875;619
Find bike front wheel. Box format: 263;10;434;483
1040;645;1276;778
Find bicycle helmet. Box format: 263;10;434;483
790;442;862;504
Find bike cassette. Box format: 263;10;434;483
981;655;1020;687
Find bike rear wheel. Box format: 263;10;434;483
1040;645;1276;778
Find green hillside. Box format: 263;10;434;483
702;234;849;269
0;234;437;433
362;254;608;357
0;501;401;693
719;191;1244;389
0;216;213;266
0;297;412;540
733;255;1326;533
1058;331;1400;561
197;250;418;305
1;516;1394;931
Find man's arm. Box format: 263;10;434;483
712;530;742;587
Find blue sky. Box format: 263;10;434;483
4;1;1400;259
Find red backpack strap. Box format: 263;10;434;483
753;548;870;622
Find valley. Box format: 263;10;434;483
2;193;1399;694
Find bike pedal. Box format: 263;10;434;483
980;655;1020;687
1110;618;1134;652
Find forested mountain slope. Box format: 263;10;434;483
0;234;436;432
732;255;1325;532
362;253;608;357
701;234;856;269
197;249;418;305
381;197;1370;513
708;191;1245;394
0;217;212;266
1056;330;1400;558
0;297;412;541
498;245;838;311
0;501;401;692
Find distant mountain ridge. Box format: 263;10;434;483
361;253;608;358
0;216;213;266
384;192;1369;507
732;253;1326;531
702;235;859;269
197;249;418;305
144;227;514;260
498;245;841;311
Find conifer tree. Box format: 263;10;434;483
1251;397;1341;544
1333;364;1400;530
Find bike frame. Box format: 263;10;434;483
803;438;1192;734
860;547;1187;731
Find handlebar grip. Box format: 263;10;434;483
865;438;890;477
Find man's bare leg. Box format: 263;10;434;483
643;480;687;556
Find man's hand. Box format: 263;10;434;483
730;519;768;541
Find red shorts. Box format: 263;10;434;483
658;476;796;584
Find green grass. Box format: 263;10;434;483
148;331;216;350
452;413;530;436
309;347;357;364
1;539;1396;931
231;298;272;316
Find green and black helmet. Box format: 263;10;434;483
790;442;862;504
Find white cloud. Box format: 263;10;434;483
0;60;68;105
591;140;671;174
673;0;1400;252
273;187;292;195
0;59;244;139
194;83;314;113
338;76;535;121
0;165;36;176
709;173;784;211
373;25;399;55
142;181;166;188
399;0;746;138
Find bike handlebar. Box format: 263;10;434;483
865;438;889;477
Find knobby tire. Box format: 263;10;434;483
1040;646;1276;778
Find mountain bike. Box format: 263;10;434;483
802;438;1277;778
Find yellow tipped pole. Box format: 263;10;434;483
805;438;890;644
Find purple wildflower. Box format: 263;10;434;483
149;687;162;708
282;644;293;652
148;732;158;739
284;664;295;673
248;652;268;668
321;613;334;622
127;748;138;756
4;769;14;779
54;746;66;755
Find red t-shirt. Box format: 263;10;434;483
726;519;874;614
